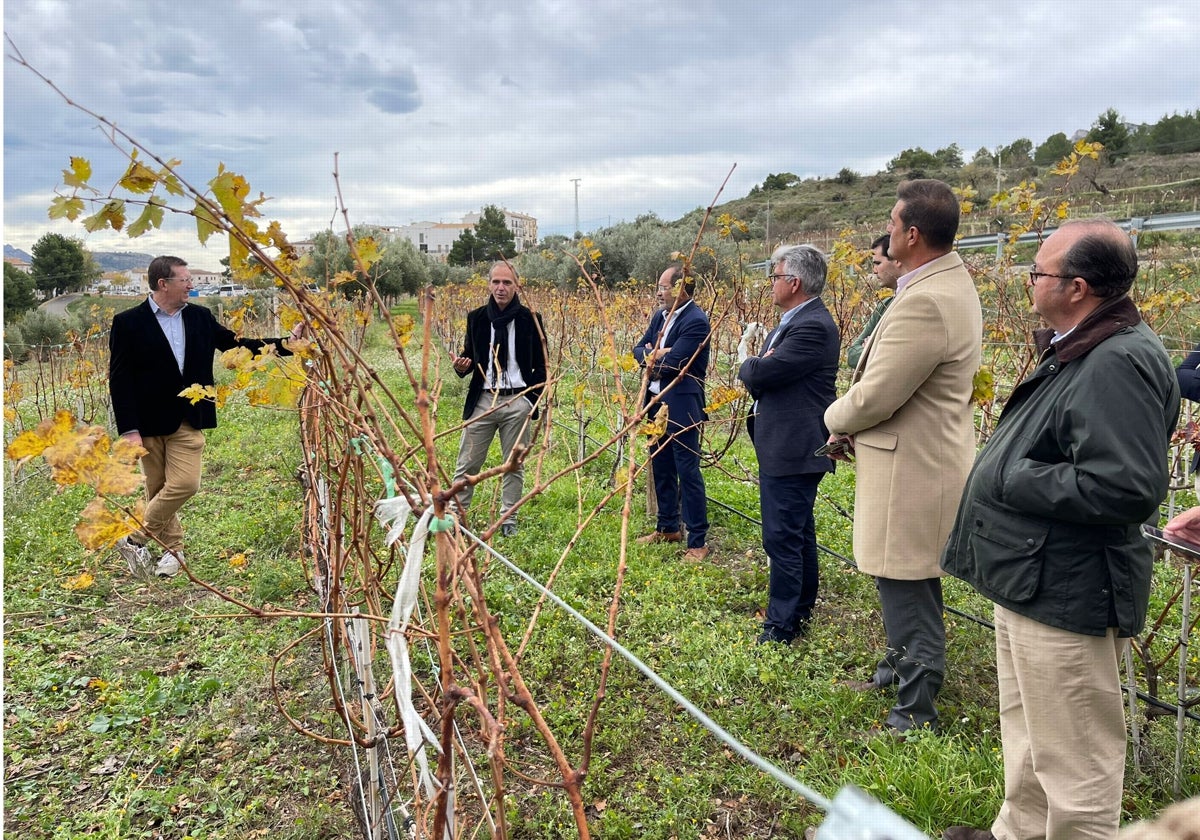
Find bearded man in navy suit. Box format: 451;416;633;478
633;264;712;561
109;256;296;578
738;245;840;644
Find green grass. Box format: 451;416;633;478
5;325;1198;840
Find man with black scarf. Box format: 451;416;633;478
450;261;547;536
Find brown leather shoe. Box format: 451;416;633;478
682;546;710;562
942;827;996;840
636;530;682;544
844;679;881;693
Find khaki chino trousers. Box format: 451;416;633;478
992;605;1128;840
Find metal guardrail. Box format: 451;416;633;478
956;211;1200;252
748;212;1200;269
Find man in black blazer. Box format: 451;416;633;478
109;255;295;577
737;245;840;644
632;264;711;561
451;262;547;536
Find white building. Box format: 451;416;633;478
381;207;539;260
461;208;539;252
378;222;473;261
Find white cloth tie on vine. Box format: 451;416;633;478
374;495;444;802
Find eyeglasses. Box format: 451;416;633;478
1028;270;1077;285
767;273;794;284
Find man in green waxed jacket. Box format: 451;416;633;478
941;220;1180;840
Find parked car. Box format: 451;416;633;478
217;284;248;297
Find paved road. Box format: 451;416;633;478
39;292;82;318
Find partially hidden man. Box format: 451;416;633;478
633;264;712;561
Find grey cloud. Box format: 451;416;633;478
367;85;422;114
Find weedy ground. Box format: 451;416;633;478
4;330;1198;839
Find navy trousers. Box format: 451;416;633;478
649;390;708;548
760;471;824;638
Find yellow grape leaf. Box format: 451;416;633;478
229;552;248;569
194;199;221;245
228;232;250;275
63;571;96;592
333;270;358;287
392;313;415;345
356;237;381;273
972;366;996;405
266;220;291;252
705;384;746;413
210;168;250;221
612;466;631;489
75;497;142;550
83;199;127;233
220;346;255;371
62;156;92;188
280;304;304;333
118;159;159;194
159;161;185;196
43;426;144;495
179;383;220;405
127;198;165;238
639;404;669;438
49;195;86;221
5;409;78;464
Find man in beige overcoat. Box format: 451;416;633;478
824;179;982;734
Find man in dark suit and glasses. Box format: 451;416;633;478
738;244;840;644
109;255;297;577
633;264;712;561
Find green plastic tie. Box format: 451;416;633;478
428;516;455;533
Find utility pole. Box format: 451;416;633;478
570;178;581;238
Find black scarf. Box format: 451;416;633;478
486;293;522;382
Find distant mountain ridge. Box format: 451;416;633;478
90;251;155;272
4;244;32;263
3;245;154;273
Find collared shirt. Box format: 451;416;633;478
1050;325;1078;345
764;297;815;352
895;265;922;294
482;321;528;392
149;296;187;374
754;297;817;414
649;299;692;394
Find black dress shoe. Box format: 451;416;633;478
942;827;996;840
756;626;794;646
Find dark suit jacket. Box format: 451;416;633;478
457;302;547;420
632;300;710;399
737;298;840;477
108;300;290;437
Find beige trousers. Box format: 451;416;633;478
138;422;206;553
992;605;1129;840
452;394;533;521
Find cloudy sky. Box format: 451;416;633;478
5;0;1199;271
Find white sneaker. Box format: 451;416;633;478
155;550;183;578
116;536;153;577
